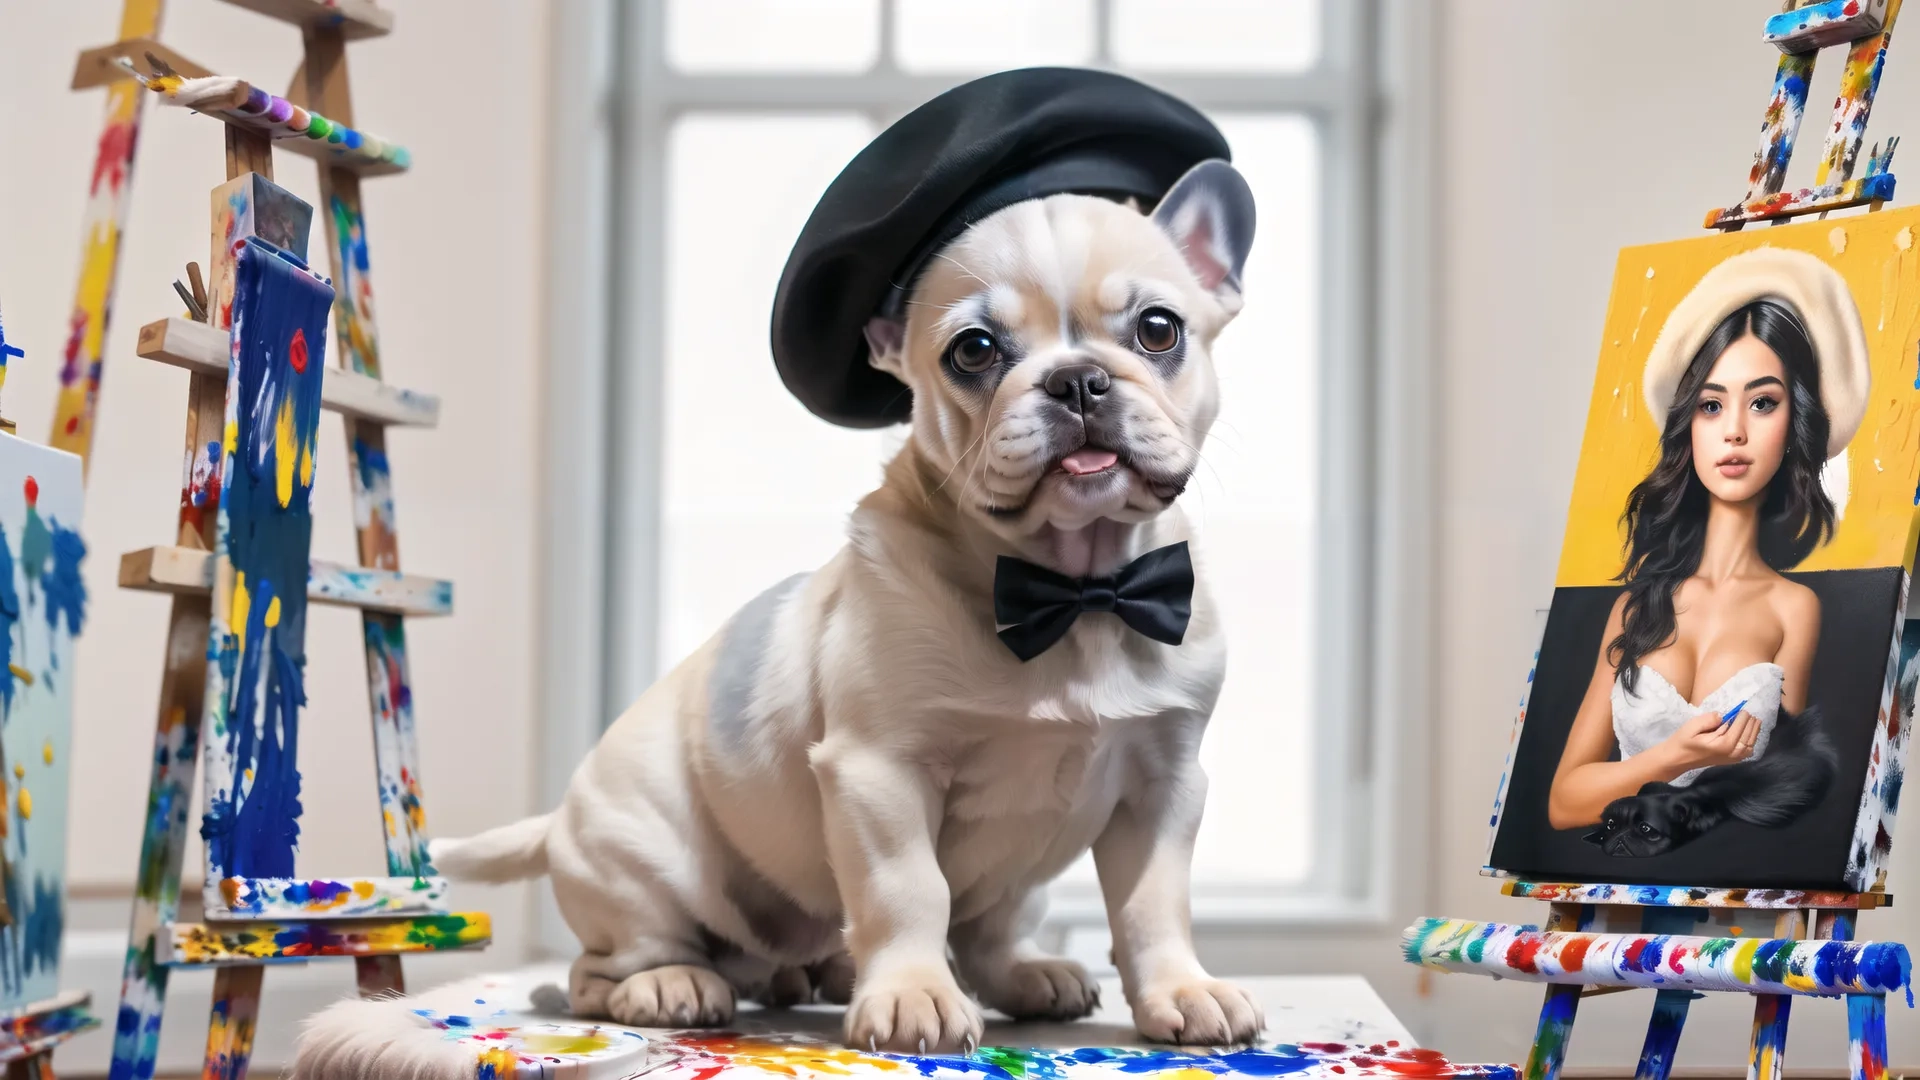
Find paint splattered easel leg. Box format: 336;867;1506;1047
201;966;263;1080
1522;984;1581;1080
1847;994;1889;1080
301;25;433;1000
53;0;167;470
1747;994;1792;1080
1631;989;1694;1080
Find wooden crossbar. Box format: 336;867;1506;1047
161;913;489;966
137;317;438;427
118;546;453;617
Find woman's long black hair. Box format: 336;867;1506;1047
1611;300;1835;693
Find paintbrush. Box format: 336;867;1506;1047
1717;698;1749;729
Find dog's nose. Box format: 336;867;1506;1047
1044;364;1111;415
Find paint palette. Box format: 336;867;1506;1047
350;968;1515;1080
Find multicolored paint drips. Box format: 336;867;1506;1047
197;237;331;885
1812;2;1901;185
212;873;448;919
0;990;99;1062
1402;918;1914;998
132;70;410;173
1846;606;1916;887
1766;0;1894;53
168;912;489;965
1500;882;1880;910
52;0;167;466
1743;51;1816;200
1483;622;1541;857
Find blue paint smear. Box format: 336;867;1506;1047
197;237;332;882
0;876;63;995
0;521;18;718
43;519;85;636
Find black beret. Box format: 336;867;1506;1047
770;67;1231;428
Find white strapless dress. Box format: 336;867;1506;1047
1611;662;1784;786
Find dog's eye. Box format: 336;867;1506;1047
1136;308;1181;354
946;329;1000;373
1638;822;1660;838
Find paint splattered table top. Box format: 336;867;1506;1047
393;965;1515;1079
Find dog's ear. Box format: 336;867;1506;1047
864;316;907;379
1151;159;1256;306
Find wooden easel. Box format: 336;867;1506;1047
1444;6;1911;1080
61;6;491;1080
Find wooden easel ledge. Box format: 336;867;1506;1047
138;317;440;428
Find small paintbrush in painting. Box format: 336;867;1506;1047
1717;698;1749;729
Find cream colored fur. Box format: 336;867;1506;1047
426;162;1260;1055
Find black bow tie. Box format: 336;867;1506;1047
992;542;1195;662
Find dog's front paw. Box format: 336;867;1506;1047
845;967;983;1054
1132;978;1263;1046
607;964;736;1027
977;957;1100;1021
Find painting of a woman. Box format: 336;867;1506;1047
1546;248;1869;851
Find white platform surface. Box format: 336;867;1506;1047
423;963;1416;1049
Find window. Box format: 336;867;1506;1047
561;0;1409;928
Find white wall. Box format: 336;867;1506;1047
0;0;546;1070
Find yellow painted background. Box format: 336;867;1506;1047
1556;205;1920;587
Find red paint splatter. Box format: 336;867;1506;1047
1623;937;1652;969
91;121;135;197
1560;934;1594;972
1845;1;1862;15
289;327;309;373
1506;935;1546;974
23;477;37;505
60;310;88;388
62;417;79;436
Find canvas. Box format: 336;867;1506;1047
1485;206;1920;890
0;435;86;1008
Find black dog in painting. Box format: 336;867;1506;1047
1585;707;1837;857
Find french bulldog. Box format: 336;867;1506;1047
423;159;1260;1055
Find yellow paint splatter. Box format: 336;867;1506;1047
522;1032;616;1055
1831;226;1849;255
41;741;52;766
18;787;31;821
6;665;30;686
300;439;315;489
8;762;20;780
265;596;282;629
275;398;297;508
223;418;238;456
232;572;250;650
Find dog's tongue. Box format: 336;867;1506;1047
1060;449;1118;475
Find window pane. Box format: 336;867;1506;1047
893;0;1094;73
1188;115;1321;885
660;115;896;673
1111;0;1319;73
667;0;881;73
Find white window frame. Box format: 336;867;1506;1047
537;0;1436;954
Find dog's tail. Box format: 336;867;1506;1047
1694;705;1838;829
428;812;553;882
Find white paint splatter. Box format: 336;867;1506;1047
1899;227;1914;252
1831;226;1850;255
